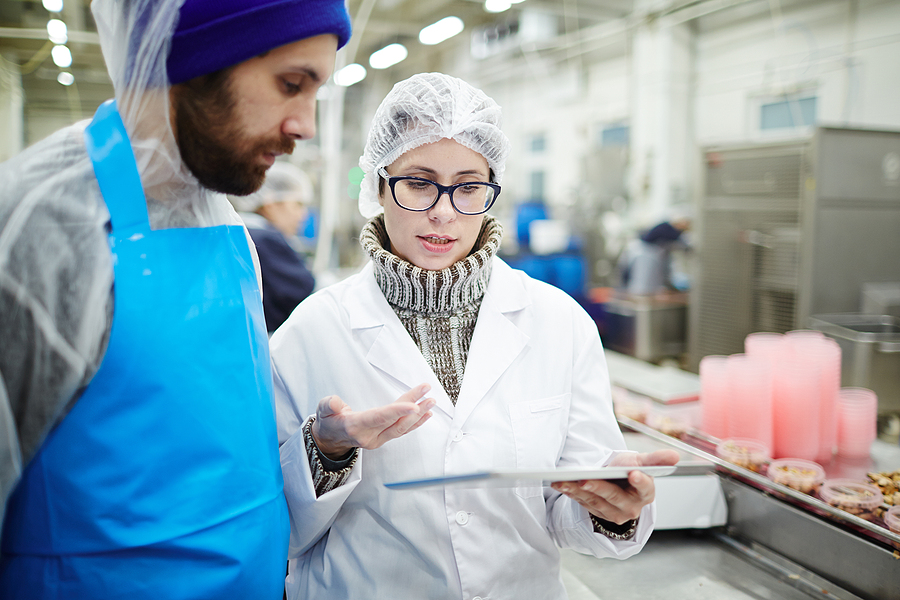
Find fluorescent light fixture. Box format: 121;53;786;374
42;0;63;12
484;0;511;12
51;44;72;68
369;43;408;70
510;0;526;3
57;71;74;86
419;16;464;46
334;63;366;87
47;19;67;44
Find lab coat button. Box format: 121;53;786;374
455;511;469;525
452;431;464;442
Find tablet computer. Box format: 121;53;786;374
384;465;677;490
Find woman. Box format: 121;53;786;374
272;73;677;600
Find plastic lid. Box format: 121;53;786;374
886;505;900;533
716;438;770;459
766;458;826;490
819;479;884;509
716;438;771;471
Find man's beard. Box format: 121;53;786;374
172;69;295;196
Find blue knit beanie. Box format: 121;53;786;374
167;0;352;85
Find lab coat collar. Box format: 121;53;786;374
342;259;531;421
454;259;530;426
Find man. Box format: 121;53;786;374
0;0;350;598
618;211;692;295
230;162;317;332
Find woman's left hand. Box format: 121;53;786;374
550;449;679;525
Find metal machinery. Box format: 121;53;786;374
688;127;900;412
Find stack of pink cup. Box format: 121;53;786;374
773;347;821;460
836;387;878;459
698;330;844;461
725;354;773;453
699;355;730;439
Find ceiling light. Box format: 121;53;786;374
57;72;74;86
419;16;464;46
42;0;63;12
47;19;68;44
510;0;526;3
51;44;72;68
484;0;511;12
334;63;366;87
369;43;408;70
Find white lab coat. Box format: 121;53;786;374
272;257;656;600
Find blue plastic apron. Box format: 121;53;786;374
0;101;289;599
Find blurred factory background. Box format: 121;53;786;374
4;3;900;597
2;0;899;376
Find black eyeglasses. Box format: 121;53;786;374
377;167;501;215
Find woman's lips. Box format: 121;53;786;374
419;235;455;253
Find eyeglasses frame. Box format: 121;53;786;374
377;166;501;215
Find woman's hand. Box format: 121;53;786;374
311;383;437;460
550;449;679;525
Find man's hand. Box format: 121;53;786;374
550;449;679;525
311;384;437;460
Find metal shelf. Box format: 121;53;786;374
617;416;900;546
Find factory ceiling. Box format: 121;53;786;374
0;0;820;137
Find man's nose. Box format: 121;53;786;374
282;98;317;140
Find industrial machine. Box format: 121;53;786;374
688;127;900;412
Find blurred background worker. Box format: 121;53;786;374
231;162;316;333
617;212;691;296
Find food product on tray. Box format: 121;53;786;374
647;414;688;439
819;479;884;521
767;458;825;494
884;505;900;549
716;438;770;473
866;469;900;509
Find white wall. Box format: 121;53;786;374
694;0;900;145
458;0;900;222
328;0;900;268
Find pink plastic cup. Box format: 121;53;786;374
784;334;841;463
700;355;730;439
726;354;773;452
744;332;785;359
772;353;820;460
836;388;877;459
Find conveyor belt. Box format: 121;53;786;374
614;418;900;600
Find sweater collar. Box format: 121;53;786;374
360;214;503;313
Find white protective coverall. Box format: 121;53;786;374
273;257;657;600
0;0;249;529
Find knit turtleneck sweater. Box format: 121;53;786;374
360;214;503;405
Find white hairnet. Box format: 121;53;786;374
0;0;242;496
358;73;510;218
230;162;314;213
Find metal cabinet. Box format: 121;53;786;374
688;127;900;373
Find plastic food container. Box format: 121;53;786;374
819;479;884;521
716;438;770;473
612;388;651;424
884;505;900;549
766;458;826;494
646;401;701;440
